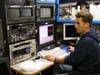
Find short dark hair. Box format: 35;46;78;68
75;12;93;25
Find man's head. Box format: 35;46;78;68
75;12;93;35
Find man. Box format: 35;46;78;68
44;12;100;75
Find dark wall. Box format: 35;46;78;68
60;0;96;4
60;0;81;4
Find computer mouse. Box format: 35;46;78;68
60;45;70;53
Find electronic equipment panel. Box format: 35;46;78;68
36;4;55;21
9;39;36;65
36;0;55;4
7;22;35;44
63;23;80;40
6;5;35;24
38;21;55;50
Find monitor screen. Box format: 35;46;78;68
40;6;53;19
7;8;20;19
36;0;55;4
22;8;32;17
56;0;77;23
63;23;80;40
38;22;54;49
7;0;25;5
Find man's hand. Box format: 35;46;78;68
68;46;75;52
44;55;55;62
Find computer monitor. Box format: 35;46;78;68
38;21;55;50
63;23;80;40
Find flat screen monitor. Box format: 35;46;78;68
63;23;80;40
38;21;54;49
36;0;55;4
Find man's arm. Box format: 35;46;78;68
44;54;67;64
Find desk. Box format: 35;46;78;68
11;47;69;75
11;58;54;75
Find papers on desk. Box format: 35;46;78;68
19;60;43;72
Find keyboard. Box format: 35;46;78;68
38;47;70;58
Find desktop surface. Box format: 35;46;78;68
11;46;70;75
11;58;54;75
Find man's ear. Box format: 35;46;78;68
85;22;90;28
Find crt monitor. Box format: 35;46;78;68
63;23;80;40
38;21;54;50
38;5;55;21
21;6;34;18
22;8;32;17
7;0;25;5
36;4;55;21
40;6;53;19
7;7;20;20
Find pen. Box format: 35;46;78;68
32;59;36;63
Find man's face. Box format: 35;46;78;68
75;17;88;35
